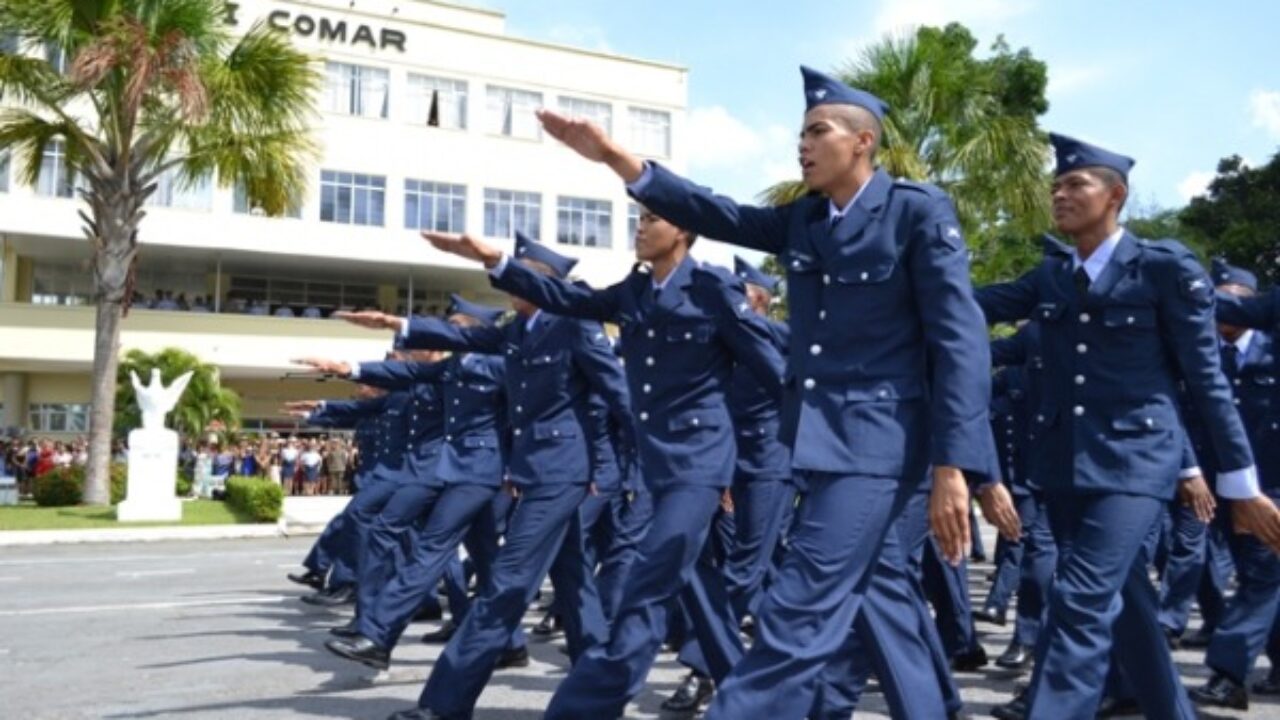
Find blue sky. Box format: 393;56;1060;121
498;0;1280;213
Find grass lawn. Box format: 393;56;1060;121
0;500;264;531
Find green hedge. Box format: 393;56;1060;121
32;464;129;507
225;476;283;522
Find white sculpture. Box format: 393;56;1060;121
130;369;194;430
117;369;194;522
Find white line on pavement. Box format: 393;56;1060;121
115;569;196;579
0;595;289;617
0;549;298;567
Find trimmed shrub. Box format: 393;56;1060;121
108;462;127;504
176;472;193;497
33;467;83;507
225;475;283;522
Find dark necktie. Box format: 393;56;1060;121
1222;344;1240;381
830;214;843;231
1073;266;1092;297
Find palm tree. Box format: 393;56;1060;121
761;23;1052;283
115;347;241;441
0;0;317;504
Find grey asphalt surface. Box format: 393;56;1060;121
0;535;1273;719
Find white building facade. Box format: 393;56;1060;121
0;0;690;434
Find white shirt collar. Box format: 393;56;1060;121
827;179;871;224
1226;329;1254;362
1072;227;1126;281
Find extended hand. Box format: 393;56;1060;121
291;358;351;376
1233;496;1280;554
420;231;503;268
976;482;1022;542
536;109;645;182
1178;475;1217;524
929;465;971;566
332;310;403;332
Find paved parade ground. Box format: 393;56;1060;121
0;536;1271;720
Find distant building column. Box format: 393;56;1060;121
1;372;28;431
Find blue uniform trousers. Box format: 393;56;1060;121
725;478;797;621
674;507;738;677
703;471;918;720
969;504;986;560
1025;492;1196;720
1158;503;1231;636
544;485;735;720
1010;492;1055;647
355;482;441;628
922;537;980;658
544;487;613;663
808;480;959;719
420;483;591;717
302;512;342;575
589;484;655;622
359;484;497;650
1204;491;1280;685
985;531;1022;616
457;492;525;651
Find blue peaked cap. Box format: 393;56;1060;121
514;231;578;278
734;255;779;293
1049;133;1135;182
801;65;889;120
1211;257;1258;291
447;293;504;326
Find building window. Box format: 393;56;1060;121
485;86;542;140
36;140;75;198
319;170;385;226
0;34;19;55
404;180;466;232
29;403;90;433
228;275;378;312
483;189;541;239
31;260;93;306
233;181;301;218
44;41;67;74
557;197;612;248
558;97;612;135
322;62;389;119
629;107;671;158
407;74;467;129
627;203;640;249
148;167;213;210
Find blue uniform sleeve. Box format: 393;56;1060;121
975;269;1043;325
697;273;785;402
307;395;386;428
1215;288;1279;331
354;359;448;390
1155;250;1256;493
401;315;506;354
910;198;995;474
627;162;791;255
570;321;636;453
490;258;624;323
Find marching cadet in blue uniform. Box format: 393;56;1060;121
422;203;786;719
975;133;1280;719
527;65;1017;719
298;298;509;670
1188;260;1280;710
334;234;635;719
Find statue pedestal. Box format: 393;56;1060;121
117;428;182;523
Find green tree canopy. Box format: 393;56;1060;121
1180;153;1280;285
115;347;241;440
0;0;318;503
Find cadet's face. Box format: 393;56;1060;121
745;284;772;316
799;107;862;193
1051;169;1119;235
634;208;684;262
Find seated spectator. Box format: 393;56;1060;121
190;295;211;313
301;305;323;319
224;294;247;314
176;292;190;311
154;290;179;311
247;299;269;316
273;304;296;318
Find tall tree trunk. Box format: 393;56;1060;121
83;297;122;505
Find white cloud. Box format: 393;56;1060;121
1048;64;1107;101
1249;89;1280;138
1177;170;1216;202
685;106;765;168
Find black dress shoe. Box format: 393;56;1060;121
329;619;361;638
950;645;988;672
532;612;563;638
991;689;1028;720
972;607;1007;627
995;642;1031;670
324;636;390;670
1190;673;1249;710
661;671;714;713
413;604;443;622
386;709;441;720
494;645;529;669
1252;668;1280;695
1180;627;1214;648
420;620;456;644
1095;696;1141;717
301;585;355;607
287;570;326;590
